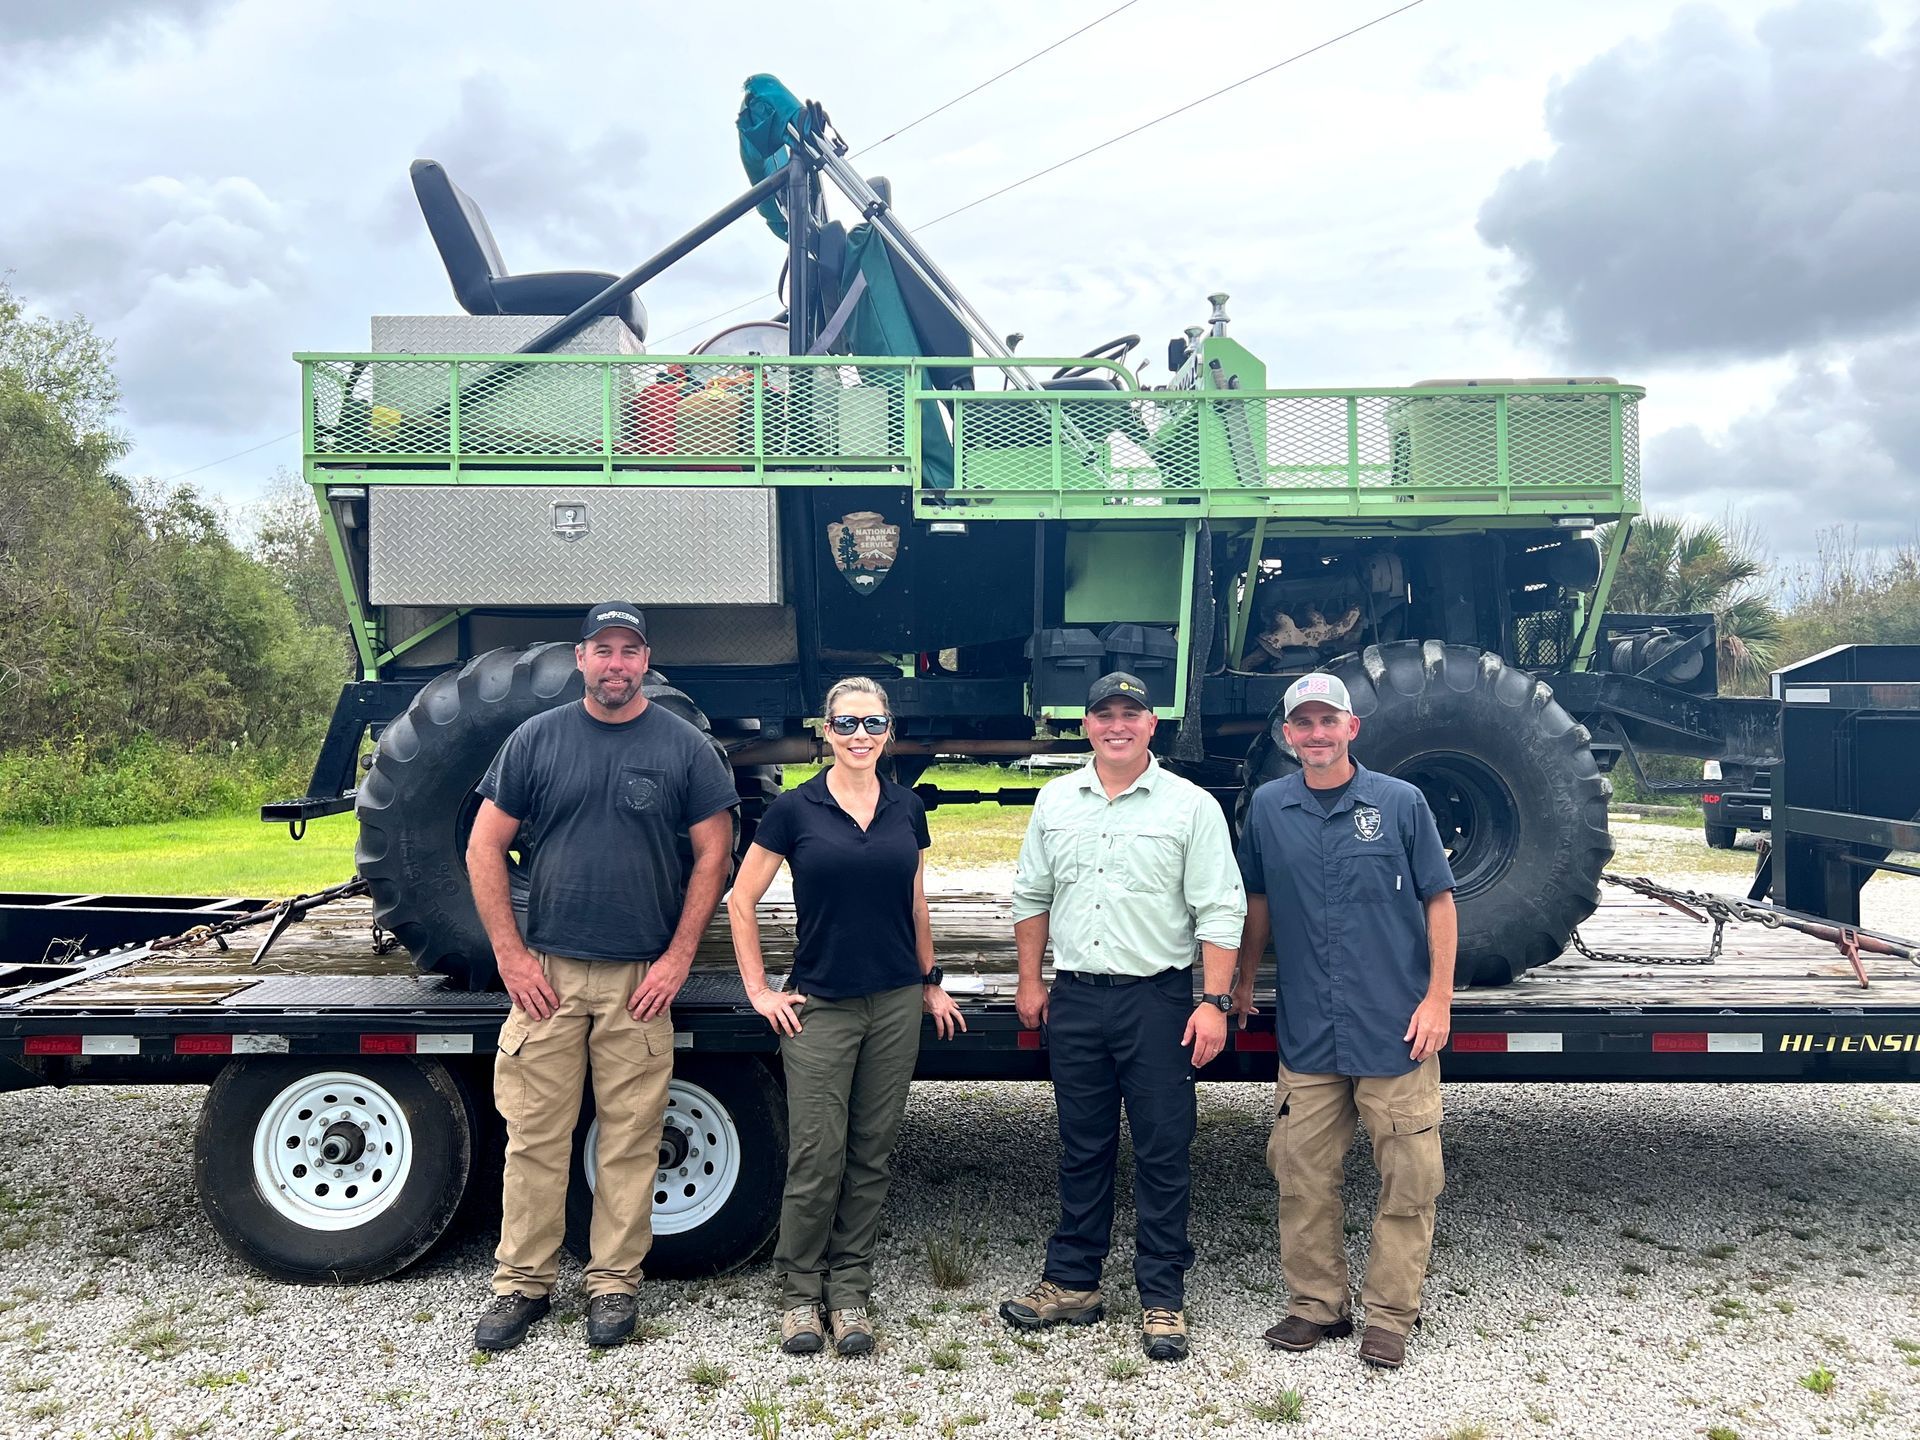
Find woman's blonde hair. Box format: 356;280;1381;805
822;675;891;719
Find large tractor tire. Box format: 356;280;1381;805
356;644;732;991
1239;641;1612;987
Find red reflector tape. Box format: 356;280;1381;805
1015;1030;1044;1050
1233;1031;1277;1052
1653;1032;1709;1052
360;1034;417;1054
174;1034;234;1055
24;1035;82;1056
1450;1032;1508;1053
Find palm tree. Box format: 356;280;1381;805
1600;514;1781;690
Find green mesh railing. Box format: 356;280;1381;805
300;354;1640;521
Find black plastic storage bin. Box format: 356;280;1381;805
1100;623;1178;698
1027;628;1108;707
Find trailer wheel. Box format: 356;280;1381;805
194;1057;474;1285
1240;641;1613;987
563;1056;786;1279
356;644;733;990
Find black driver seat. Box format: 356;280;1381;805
409;160;647;338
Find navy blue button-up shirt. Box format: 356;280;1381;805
1237;763;1455;1077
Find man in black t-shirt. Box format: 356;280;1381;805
468;603;737;1353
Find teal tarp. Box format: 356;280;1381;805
736;73;804;239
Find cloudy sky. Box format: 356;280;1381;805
4;0;1916;557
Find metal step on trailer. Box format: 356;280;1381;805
4;884;1919;1085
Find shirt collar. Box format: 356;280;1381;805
1277;761;1377;814
1072;753;1162;799
800;767;895;811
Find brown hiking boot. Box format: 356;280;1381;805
999;1279;1105;1330
780;1304;825;1355
1141;1306;1189;1362
1262;1314;1354;1352
828;1307;874;1356
1358;1325;1407;1369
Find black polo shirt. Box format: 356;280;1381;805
752;769;931;1000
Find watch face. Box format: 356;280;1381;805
923;966;943;986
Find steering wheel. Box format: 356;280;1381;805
1052;334;1141;382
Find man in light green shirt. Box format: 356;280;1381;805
1001;672;1245;1363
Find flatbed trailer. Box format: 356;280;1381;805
2;883;1917;1288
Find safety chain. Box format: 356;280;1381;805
1571;873;1920;980
150;877;371;955
1567;873;1790;967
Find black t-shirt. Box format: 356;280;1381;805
477;701;738;963
1303;773;1354;813
752;769;931;999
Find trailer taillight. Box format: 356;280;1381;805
361;1034;417;1054
174;1034;234;1055
23;1035;81;1056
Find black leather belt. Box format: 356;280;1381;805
1058;966;1191;988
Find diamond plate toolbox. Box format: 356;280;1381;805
368;487;781;606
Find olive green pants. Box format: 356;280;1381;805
775;983;923;1310
492;953;675;1299
1268;1056;1444;1336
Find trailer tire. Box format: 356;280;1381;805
194;1057;474;1285
1240;641;1613;987
356;644;733;991
563;1056;786;1279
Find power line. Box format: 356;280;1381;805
651;291;779;347
157;429;296;483
919;0;1431;230
854;0;1141;158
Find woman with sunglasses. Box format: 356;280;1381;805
728;676;967;1357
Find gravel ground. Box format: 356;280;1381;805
4;826;1919;1440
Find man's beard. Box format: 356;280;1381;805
589;676;637;708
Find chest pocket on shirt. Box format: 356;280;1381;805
618;765;669;818
1343;850;1404;904
1044;824;1090;882
1121;828;1185;890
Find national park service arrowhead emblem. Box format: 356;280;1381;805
828;511;900;596
1353;805;1383;841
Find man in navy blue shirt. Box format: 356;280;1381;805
1233;672;1456;1370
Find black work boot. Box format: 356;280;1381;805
586;1293;638;1347
474;1291;551;1352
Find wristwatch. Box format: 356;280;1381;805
1201;993;1234;1013
921;966;945;987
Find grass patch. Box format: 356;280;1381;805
926;1225;982;1289
687;1359;732;1389
1248;1388;1306;1423
929;1339;968;1371
189;1370;250;1390
1799;1364;1837;1395
743;1386;782;1440
1106;1355;1142;1380
0;812;355;895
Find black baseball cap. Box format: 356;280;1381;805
1087;671;1152;710
580;603;648;642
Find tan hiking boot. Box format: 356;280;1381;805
1141;1306;1189;1362
999;1279;1105;1330
780;1304;825;1355
828;1306;874;1356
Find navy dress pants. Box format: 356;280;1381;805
1041;965;1198;1309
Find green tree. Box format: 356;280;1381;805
1602;513;1781;691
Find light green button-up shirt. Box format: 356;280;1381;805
1011;755;1246;976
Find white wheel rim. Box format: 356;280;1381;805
582;1078;742;1235
251;1071;415;1230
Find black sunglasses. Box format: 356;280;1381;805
826;715;891;736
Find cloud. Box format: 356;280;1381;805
1477;1;1920;368
0;0;233;53
1;174;306;431
1647;333;1920;550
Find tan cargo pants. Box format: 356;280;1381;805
1268;1056;1444;1336
492;952;674;1299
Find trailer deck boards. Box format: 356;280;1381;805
4;885;1919;1089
